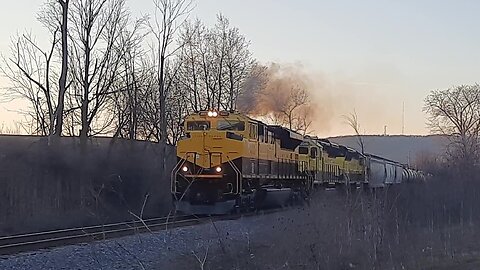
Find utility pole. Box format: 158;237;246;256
384;125;387;136
402;101;405;135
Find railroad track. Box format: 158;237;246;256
0;214;202;256
0;207;290;256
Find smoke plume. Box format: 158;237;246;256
238;63;333;135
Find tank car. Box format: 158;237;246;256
365;154;404;188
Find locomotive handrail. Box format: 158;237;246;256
171;152;196;194
226;157;242;195
170;155;185;194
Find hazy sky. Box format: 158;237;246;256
1;0;479;137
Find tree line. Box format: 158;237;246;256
2;0;317;144
1;0;269;145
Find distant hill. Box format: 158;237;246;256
329;135;448;165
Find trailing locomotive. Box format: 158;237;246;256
171;110;425;214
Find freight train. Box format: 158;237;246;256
171;110;425;214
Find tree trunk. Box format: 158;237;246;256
229;67;234;110
80;45;91;144
132;75;138;140
54;0;69;137
159;54;167;179
216;54;224;110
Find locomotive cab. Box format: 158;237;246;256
172;111;249;213
298;138;322;186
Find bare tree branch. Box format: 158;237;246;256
343;109;365;154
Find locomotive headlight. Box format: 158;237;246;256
207;111;213;117
182;166;188;172
212;111;218;117
215;166;222;173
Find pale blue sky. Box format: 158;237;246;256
1;0;479;136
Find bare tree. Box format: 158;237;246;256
148;0;192;142
283;87;308;130
293;106;314;136
236;64;267;113
164;61;189;144
176;15;255;113
222;18;254;111
177;18;217;111
176;19;205;112
1;32;59;135
262;85;311;132
424;84;480;170
108;17;147;140
68;0;130;141
212;15;227;111
137;57;162;141
147;0;192;183
344;110;365;154
239;63;316;134
1;0;70;137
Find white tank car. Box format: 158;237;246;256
402;168;408;182
402;168;420;182
385;162;396;184
366;154;406;187
367;157;386;188
394;164;403;184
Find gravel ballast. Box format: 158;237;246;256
0;207;310;270
3;186;475;270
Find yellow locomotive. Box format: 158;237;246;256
297;137;367;188
171;110;311;214
172;110;419;214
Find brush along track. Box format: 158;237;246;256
0;207;289;256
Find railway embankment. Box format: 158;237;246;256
0;135;175;236
2;181;480;269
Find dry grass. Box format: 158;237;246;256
0;135;175;235
164;176;480;270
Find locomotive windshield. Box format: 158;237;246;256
217;120;245;131
186;121;210;131
299;146;309;154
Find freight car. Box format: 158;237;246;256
171;110;424;214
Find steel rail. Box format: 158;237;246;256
0;215;199;256
0;207;294;256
